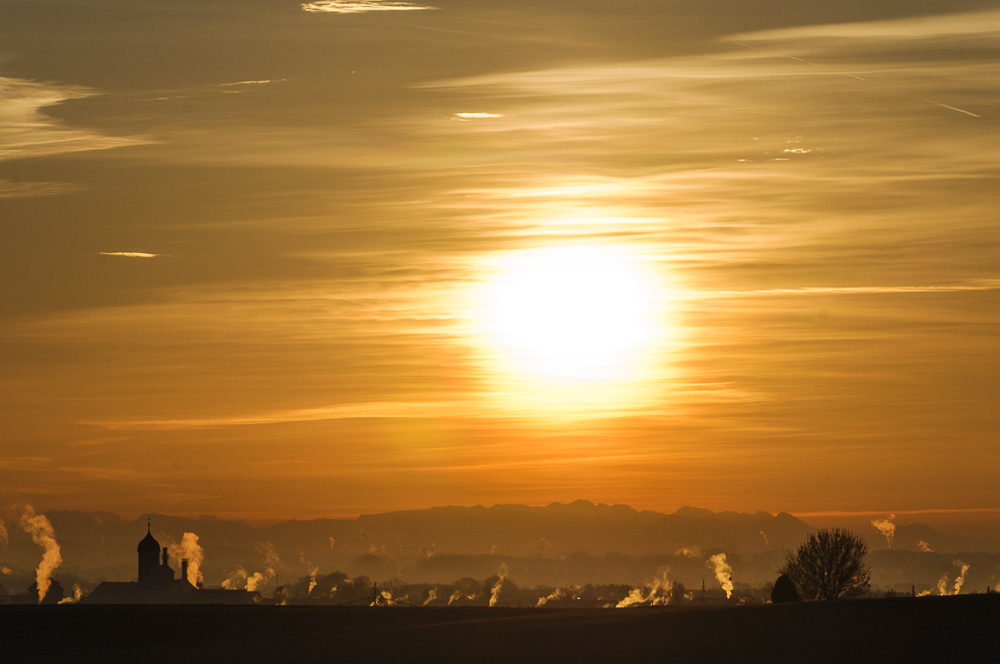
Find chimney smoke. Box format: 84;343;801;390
165;532;204;586
871;514;896;549
489;563;509;607
19;505;62;603
615;568;672;608
708;553;733;599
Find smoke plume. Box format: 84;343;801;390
423;588;437;606
708;553;733;599
952;560;970;595
760;531;769;546
58;584;83;604
447;590;461;605
0;518;8;548
307;567;320;595
244;541;280;592
166;532;204;586
918;540;933;553
222;566;249;590
537;586;580;607
1;566;11;575
616;568;672;608
936;560;970;595
489;563;509;607
19;505;62;603
871;514;896;549
674;547;700;558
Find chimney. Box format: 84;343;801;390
162;546;169;567
181;559;189;582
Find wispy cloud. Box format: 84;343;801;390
301;0;436;14
89;401;465;430
685;281;1000;299
219;80;286;86
98;252;162;258
0;180;82;199
0;76;149;162
454;113;504;120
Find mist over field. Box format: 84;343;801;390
3;501;998;603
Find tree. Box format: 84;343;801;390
770;574;800;603
779;528;871;601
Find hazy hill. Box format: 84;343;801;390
2;501;998;595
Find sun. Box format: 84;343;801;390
469;244;668;384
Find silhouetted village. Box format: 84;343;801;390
3;505;999;663
2;503;998;608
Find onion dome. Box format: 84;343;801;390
137;522;160;553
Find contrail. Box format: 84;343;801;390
909;95;981;118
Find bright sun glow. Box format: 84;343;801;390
470;245;669;387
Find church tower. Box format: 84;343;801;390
137;521;161;583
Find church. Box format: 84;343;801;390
84;523;258;605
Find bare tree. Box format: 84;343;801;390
779;528;871;601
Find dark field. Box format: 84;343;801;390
3;595;997;663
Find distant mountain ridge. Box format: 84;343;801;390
2;501;997;592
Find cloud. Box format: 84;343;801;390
301;1;436;14
454;113;504;120
219;80;286;87
98;252;162;258
0;76;149;162
0;180;82;199
88;401;466;430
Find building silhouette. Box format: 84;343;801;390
84;523;258;605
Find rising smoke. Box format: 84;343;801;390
57;584;83;604
245;542;280;592
221;565;249;590
307;567;320;595
0;518;8;548
918;540;933;553
616;568;672;608
536;585;582;607
674;547;700;558
871;514;896;549
19;505;62;603
165;532;204;586
935;560;970;595
423;588;437;606
489;563;509;607
447;590;462;605
708;553;733;599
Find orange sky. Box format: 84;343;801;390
1;0;998;520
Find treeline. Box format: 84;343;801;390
274;570;761;607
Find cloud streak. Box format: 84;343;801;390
301;1;436;13
0;76;149;162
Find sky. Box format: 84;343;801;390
1;0;998;521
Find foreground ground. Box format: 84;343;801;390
2;594;997;663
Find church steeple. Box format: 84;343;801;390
137;519;161;583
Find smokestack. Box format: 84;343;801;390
181;559;189;582
162;546;169;567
